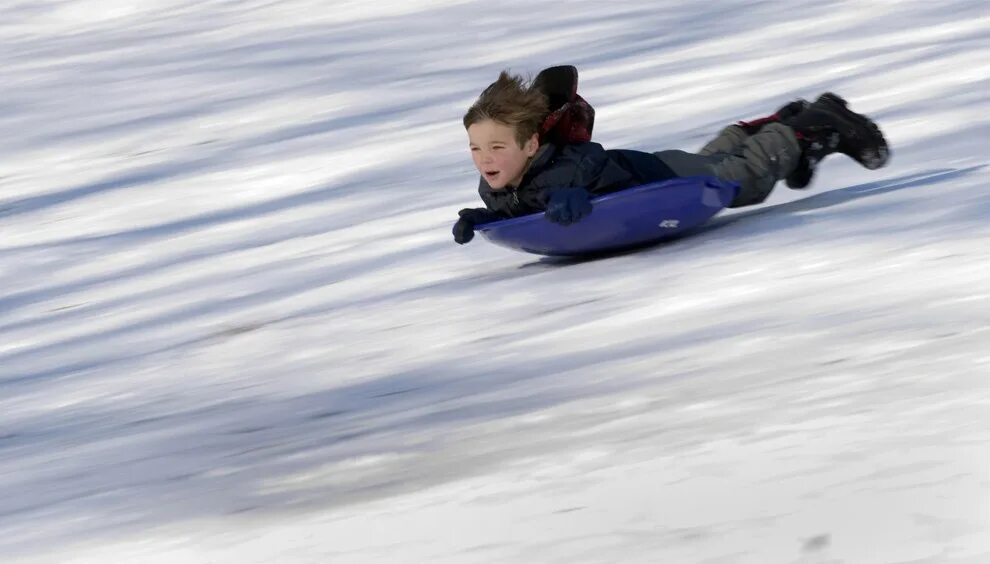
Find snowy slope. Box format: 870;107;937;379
1;1;989;562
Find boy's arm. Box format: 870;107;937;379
560;144;635;195
452;205;504;245
528;143;631;198
451;179;509;245
478;178;539;218
536;144;634;225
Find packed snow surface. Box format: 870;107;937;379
1;1;989;562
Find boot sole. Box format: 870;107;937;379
813;93;890;170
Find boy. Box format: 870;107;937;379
453;70;889;244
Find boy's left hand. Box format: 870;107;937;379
453;208;501;244
544;187;593;225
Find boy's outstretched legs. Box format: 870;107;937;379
661;93;889;208
656;122;802;207
696;124;749;157
701;100;816;189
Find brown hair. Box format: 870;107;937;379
463;70;549;147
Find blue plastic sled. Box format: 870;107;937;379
475;176;740;256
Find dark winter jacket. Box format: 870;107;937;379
478;141;677;218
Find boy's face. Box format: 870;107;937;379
467;119;539;190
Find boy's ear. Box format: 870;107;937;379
524;133;540;156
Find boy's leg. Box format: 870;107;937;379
699;100;814;189
663;94;887;208
656;123;801;208
697;125;749;157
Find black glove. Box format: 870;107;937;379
544;187;593;225
452;208;501;244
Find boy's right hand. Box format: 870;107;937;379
544;187;593;225
453;208;500;244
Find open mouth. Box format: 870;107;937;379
484;170;500;180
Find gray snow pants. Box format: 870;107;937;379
653;122;801;207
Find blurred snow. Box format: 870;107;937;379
1;1;989;563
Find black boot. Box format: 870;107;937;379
784;92;890;175
737;100;816;189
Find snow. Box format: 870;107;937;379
1;0;989;562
